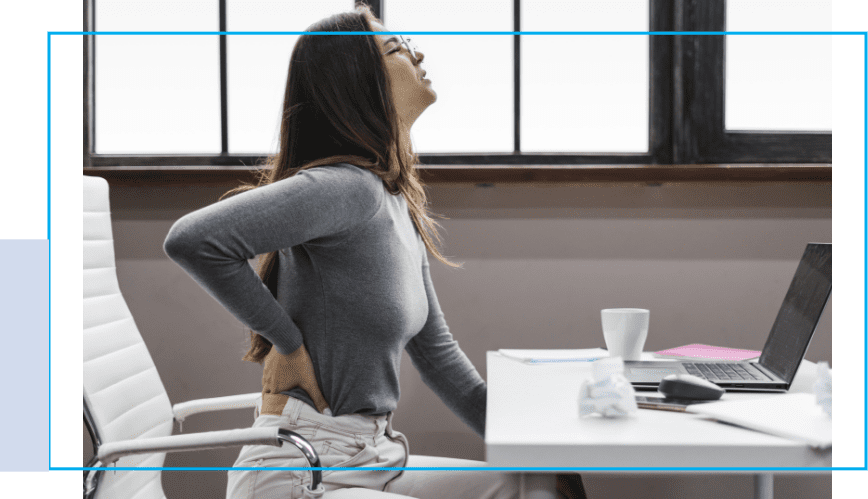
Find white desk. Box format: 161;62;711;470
485;352;830;499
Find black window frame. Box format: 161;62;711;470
674;0;831;165
83;0;831;184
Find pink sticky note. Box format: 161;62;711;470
655;343;761;361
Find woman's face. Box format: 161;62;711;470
370;21;436;128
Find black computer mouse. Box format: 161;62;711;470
658;374;725;400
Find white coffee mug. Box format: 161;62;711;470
601;308;649;361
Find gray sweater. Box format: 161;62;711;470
163;163;487;436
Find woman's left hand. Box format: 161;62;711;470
261;344;331;416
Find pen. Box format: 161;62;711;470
636;403;687;413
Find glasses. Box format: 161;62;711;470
383;35;420;62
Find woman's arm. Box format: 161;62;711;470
405;251;487;438
163;164;382;355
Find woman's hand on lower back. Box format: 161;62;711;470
261;344;331;416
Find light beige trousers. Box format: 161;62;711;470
226;397;521;499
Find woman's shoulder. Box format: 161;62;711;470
300;163;385;214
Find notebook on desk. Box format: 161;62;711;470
625;243;832;393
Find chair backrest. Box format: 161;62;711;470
84;175;172;499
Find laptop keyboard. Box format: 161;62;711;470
683;362;768;381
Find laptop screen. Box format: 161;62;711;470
758;243;832;383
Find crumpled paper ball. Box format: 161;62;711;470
814;361;831;418
578;357;638;418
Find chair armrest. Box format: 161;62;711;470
92;427;325;493
96;426;279;466
172;392;261;422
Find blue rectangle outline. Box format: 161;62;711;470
50;31;868;35
62;31;856;471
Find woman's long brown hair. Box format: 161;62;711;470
223;4;462;364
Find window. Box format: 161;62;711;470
674;0;832;165
83;0;831;183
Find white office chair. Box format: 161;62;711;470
83;175;323;499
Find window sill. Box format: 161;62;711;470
83;164;831;186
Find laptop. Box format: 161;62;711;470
625;243;832;393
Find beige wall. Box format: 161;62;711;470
84;180;832;498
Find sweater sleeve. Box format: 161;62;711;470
163;164;382;355
405;250;488;438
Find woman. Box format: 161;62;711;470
163;4;525;499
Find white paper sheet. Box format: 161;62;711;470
685;393;832;449
497;348;610;364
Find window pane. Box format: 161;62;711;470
522;0;649;153
227;1;355;154
95;1;221;154
725;0;832;132
385;1;513;153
